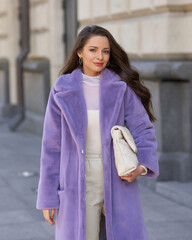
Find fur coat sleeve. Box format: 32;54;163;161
36;88;61;209
124;86;159;178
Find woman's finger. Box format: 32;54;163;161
120;172;138;182
51;209;55;223
42;209;55;225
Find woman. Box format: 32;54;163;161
36;25;159;240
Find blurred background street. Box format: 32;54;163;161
1;0;192;239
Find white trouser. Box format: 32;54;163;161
85;153;105;240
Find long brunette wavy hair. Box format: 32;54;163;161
59;25;156;122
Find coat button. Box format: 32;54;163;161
81;149;84;154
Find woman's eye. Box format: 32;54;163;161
89;49;96;52
104;50;110;54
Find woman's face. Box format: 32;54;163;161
77;35;110;76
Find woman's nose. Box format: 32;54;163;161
97;52;103;60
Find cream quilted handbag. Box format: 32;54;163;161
111;125;139;176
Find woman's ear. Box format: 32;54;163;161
77;51;82;58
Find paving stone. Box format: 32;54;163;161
0;221;55;240
0;209;34;225
156;181;192;208
0;187;28;212
147;221;192;240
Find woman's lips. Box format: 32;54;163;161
93;62;103;67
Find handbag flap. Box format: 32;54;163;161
111;125;138;153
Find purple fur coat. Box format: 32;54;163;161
36;67;159;240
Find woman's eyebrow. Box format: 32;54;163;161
89;46;110;49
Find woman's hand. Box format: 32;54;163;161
120;165;145;183
42;209;56;225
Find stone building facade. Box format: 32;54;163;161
0;0;192;182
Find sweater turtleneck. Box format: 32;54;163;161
82;72;100;110
82;73;100;86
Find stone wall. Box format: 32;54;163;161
0;0;65;133
0;0;64;106
0;0;20;104
78;0;192;59
29;0;64;86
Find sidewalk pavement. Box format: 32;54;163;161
0;118;192;240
